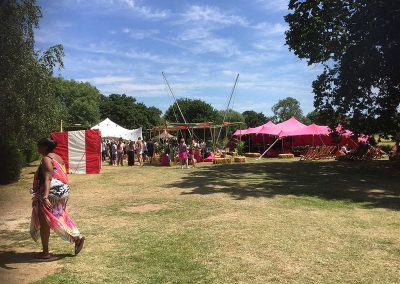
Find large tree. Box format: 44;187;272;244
216;110;245;124
242;110;269;128
271;97;304;123
285;0;400;140
99;94;162;135
164;98;220;123
0;0;64;183
52;77;101;128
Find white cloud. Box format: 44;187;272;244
120;28;159;39
67;0;171;20
171;22;241;57
78;75;134;85
252;22;287;34
255;0;289;12
181;5;248;27
253;39;285;52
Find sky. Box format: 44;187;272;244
36;0;321;116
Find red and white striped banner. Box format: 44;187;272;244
51;130;101;174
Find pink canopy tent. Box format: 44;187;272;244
233;129;249;136
232;121;275;136
232;117;362;158
258;117;307;137
282;123;331;137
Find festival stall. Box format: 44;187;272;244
50;129;102;174
233;117;360;157
91;118;142;141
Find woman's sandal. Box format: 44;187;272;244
75;236;85;255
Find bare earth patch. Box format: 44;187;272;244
0;217;30;232
0;247;66;284
121;203;169;213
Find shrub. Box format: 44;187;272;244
23;142;40;164
236;140;245;155
0;139;24;184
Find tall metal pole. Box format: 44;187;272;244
162;72;192;137
217;74;239;143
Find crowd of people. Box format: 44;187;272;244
101;137;210;168
102;137;154;167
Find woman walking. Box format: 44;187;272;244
30;138;85;259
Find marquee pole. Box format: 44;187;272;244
257;138;280;160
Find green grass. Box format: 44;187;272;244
1;158;399;283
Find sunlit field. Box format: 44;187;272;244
1;158;399;283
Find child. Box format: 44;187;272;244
188;145;197;168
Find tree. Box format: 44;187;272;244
0;0;64;183
216;110;245;124
52;77;101;127
242;110;269;128
285;0;400;141
271;97;304;123
99;94;162;135
164;98;220;123
306;110;322;125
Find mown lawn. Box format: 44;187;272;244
1;158;399;283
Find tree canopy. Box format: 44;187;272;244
164;98;220;123
242;110;269;128
285;0;400;138
216;110;245;124
0;0;65;183
99;94;162;134
271;97;304;123
52;77;101;128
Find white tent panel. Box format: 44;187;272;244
68;130;86;174
91;118;143;141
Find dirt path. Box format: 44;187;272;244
0;162;66;284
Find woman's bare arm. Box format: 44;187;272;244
41;157;54;209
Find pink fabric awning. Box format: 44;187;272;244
258;117;307;137
282;123;331;137
233;129;248;136
233;121;275;136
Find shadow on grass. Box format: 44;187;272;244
168;160;400;210
0;251;73;269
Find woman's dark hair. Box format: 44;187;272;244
37;138;57;152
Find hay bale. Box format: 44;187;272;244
234;156;246;163
245;152;261;158
213;158;232;164
278;153;294;159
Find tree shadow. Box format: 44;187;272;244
0;250;73;269
167;160;400;210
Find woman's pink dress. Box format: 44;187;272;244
178;144;188;159
30;157;80;243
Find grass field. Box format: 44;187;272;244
1;158;399;283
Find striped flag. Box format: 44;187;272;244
51;130;102;174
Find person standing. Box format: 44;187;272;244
136;137;144;167
146;139;154;164
111;141;117;166
178;138;189;169
30;138;85;258
117;138;124;166
101;140;106;162
142;138;148;163
127;141;135;166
